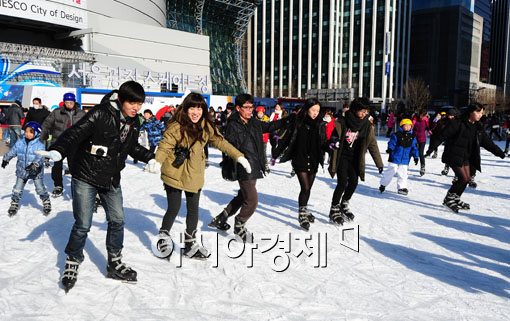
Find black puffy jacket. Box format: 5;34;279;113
224;112;291;180
49;93;154;189
427;118;505;171
276;116;327;172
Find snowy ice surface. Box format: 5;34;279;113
0;138;509;320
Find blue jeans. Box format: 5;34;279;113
12;177;49;202
65;178;125;263
9;127;22;148
2;127;9;141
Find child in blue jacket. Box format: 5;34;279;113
379;119;419;195
1;121;51;216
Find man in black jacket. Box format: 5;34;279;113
208;94;292;241
39;81;156;292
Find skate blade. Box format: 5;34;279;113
329;219;344;226
106;273;137;284
442;204;459;213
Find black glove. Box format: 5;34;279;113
414;158;419;165
378;167;383;174
1;160;8;168
386;149;392;154
25;163;41;177
329;137;341;150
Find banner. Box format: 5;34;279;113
0;0;88;29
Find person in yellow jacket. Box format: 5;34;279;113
153;93;251;260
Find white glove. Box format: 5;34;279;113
146;159;161;174
36;150;62;162
237;156;252;174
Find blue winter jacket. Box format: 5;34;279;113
3;136;46;179
140;116;165;147
387;128;419;165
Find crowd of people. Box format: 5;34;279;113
0;80;508;292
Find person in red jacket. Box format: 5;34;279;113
412;110;429;176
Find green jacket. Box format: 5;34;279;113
328;118;384;181
155;119;243;193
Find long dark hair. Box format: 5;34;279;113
296;97;321;123
170;93;219;144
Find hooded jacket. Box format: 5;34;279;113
155;119;243;193
3;136;46;180
41;104;85;142
387;128;419;165
49;91;154;189
427;118;505;171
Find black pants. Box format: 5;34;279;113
204;144;209;159
505;135;510;150
418;142;426;166
160;185;201;235
225;179;258;222
332;157;358;205
52;159;69;188
449;164;473;196
296;171;316;207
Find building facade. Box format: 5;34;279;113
410;5;483;107
246;0;412;106
489;0;510;95
0;0;211;95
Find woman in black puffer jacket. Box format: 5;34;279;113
273;98;327;230
426;103;506;212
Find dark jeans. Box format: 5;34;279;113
296;171;316;207
224;179;258;222
418;142;426;166
332;157;358;205
65;178;125;262
160;185;201;235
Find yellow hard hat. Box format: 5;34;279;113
440;112;446;115
399;118;413;127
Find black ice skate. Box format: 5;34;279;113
183;230;210;260
432;151;438;158
52;186;63;198
208;210;231;231
61;256;80;293
340;200;355;221
106;251;137;283
8;201;19;217
234;217;253;243
298;206;311;231
441;166;450;176
419;165;426;176
42;199;51;216
329;204;344;225
443;192;460;213
456;198;470;210
468;177;477;189
397;188;409;196
379;185;386;193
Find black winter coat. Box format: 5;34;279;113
224;111;291;180
276;116;327;172
427;118;505;171
50;93;154;189
25;108;50;127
